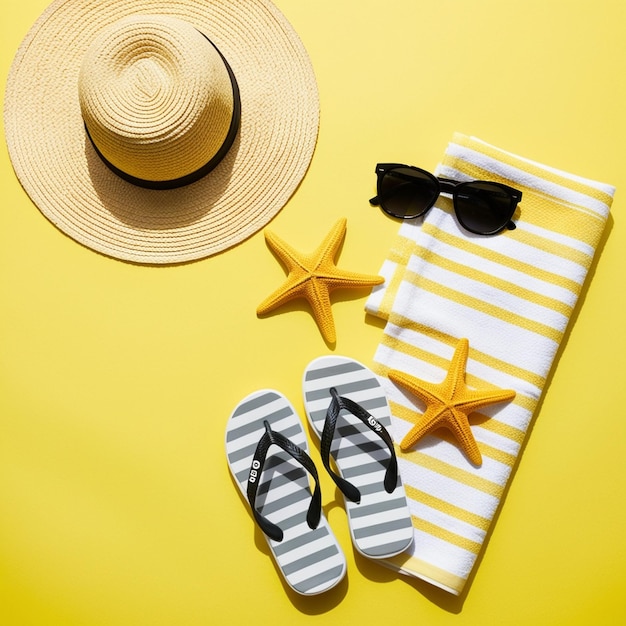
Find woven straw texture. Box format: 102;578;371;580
4;0;320;264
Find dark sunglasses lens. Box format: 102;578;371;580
454;182;515;234
379;167;439;219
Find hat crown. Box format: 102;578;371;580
78;15;235;184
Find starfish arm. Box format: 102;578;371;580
388;369;447;406
309;217;348;269
445;409;483;465
264;229;309;272
256;273;309;316
257;228;313;316
319;268;385;290
399;405;449;451
442;337;470;391
399;404;484;465
457;388;516;414
305;278;336;343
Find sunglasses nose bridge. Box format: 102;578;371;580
436;178;458;195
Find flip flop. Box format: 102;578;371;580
225;389;346;595
302;356;414;560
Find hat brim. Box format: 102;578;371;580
4;0;320;264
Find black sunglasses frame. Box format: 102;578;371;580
370;163;522;235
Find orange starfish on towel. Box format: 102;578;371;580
257;218;383;343
388;338;516;466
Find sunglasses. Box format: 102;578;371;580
369;163;522;235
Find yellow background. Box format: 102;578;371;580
2;0;625;624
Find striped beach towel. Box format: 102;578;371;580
365;133;615;595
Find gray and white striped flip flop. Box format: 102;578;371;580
225;389;346;595
302;356;414;560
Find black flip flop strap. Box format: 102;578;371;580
321;387;399;504
247;420;322;542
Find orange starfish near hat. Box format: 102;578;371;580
257;218;384;343
388;338;516;466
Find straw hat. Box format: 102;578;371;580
4;0;320;264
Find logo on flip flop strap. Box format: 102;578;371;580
367;415;382;432
249;459;261;483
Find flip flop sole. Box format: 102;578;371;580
303;357;414;559
225;389;346;595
